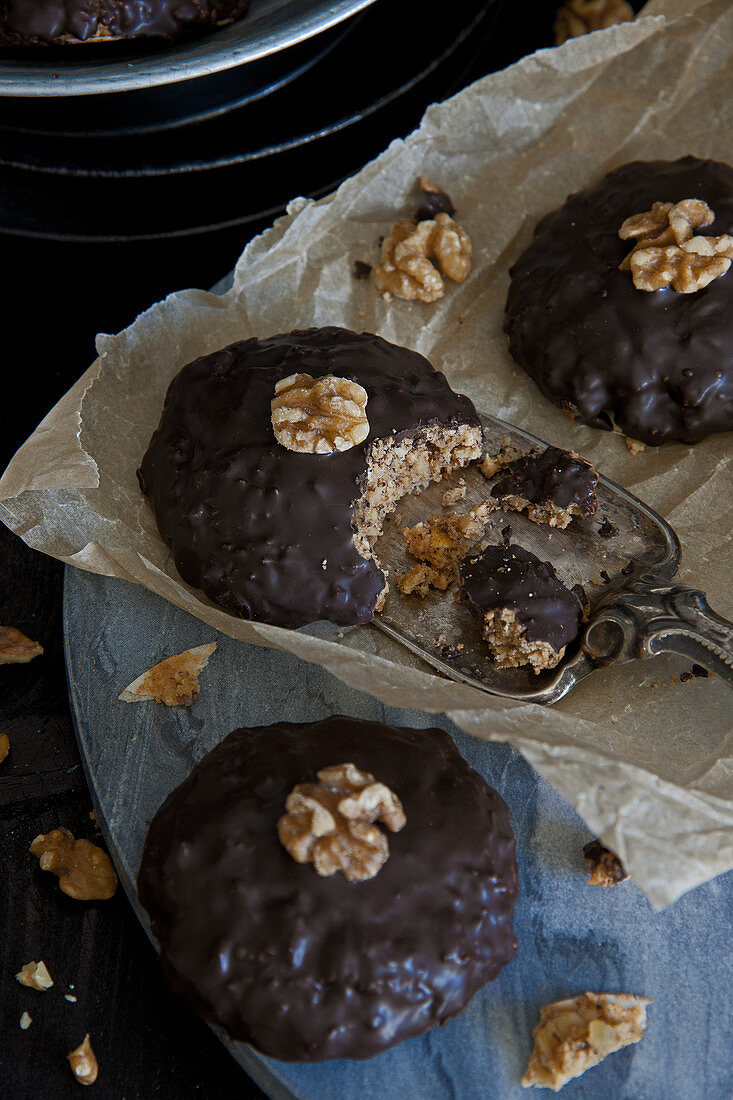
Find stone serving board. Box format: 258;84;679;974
63;567;732;1099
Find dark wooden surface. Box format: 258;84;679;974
0;4;604;1096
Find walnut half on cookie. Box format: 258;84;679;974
278;763;406;883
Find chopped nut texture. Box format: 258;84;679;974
16;960;53;990
583;839;629;886
68;1034;98;1086
619;199;733;292
522;992;651;1090
0;625;43;664
0;733;9;764
30;828;118;901
554;0;633;45
481;607;565;673
278;763;406;883
374;213;472;302
271;373;369;454
401;502;494;574
118;642;217;706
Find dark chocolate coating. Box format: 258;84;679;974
504;157;733;445
460;543;581;653
0;0;249;44
138;327;480;628
137;716;519;1062
491;446;597;517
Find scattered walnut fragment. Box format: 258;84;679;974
0;625;43;664
20;1012;32;1030
30;828;118;901
16;960;54;990
619;199;733;293
271;373;369;454
554;0;633;45
522;992;651;1091
374;212;472;303
583;839;629;887
415;176;455;221
118;642;217;706
625;436;645;455
278;762;406;883
68;1034;98;1086
0;733;9;764
397;562;453;598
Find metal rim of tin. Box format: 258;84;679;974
0;0;377;97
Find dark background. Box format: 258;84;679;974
0;3;636;1097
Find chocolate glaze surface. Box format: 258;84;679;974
137;716;519;1062
504;157;733;445
138;327;480;628
460;543;582;653
491;446;597;517
0;0;249;44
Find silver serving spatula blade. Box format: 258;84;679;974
374;413;733;706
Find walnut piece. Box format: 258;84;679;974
583;839;629;886
271;373;369;454
522;992;651;1091
118;642;217;706
68;1034;98;1086
30;828;118;901
554;0;633;45
278;762;406;883
619;199;733;292
0;733;9;764
374;212;472;302
16;960;54;991
0;625;43;664
20;1012;32;1030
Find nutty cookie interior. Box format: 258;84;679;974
139;327;482;628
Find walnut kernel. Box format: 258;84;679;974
374;213;472;302
0;625;43;664
619;199;733;292
16;960;54;990
278;762;406;883
30;828;118;901
68;1034;98;1086
583;839;629;887
271;373;369;454
554;0;633;45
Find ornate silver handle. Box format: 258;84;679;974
583;575;733;688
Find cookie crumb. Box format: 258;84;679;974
583;839;628;886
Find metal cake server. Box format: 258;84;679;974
374;413;733;706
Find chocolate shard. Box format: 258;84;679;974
416;176;456;222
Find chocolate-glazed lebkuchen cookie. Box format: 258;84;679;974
504;157;733;445
137;716;519;1061
0;0;249;45
139;327;482;628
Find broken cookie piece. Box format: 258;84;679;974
489;446;598;529
118;642;217;707
0;625;43;664
522;992;651;1090
459;544;583;673
396;562;453;598
441;478;466;506
583;839;629;887
480;438;521;479
398;503;494;597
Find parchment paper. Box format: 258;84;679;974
1;0;731;907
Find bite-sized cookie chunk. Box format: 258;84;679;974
490;446;598;528
138;716;519;1061
522;992;651;1091
397;502;494;597
459;544;583;672
504;156;733;445
0;0;250;45
139;328;482;628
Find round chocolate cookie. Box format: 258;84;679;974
0;0;250;45
504;156;733;444
138;327;482;628
137;716;519;1062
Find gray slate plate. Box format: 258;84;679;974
63;567;733;1099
